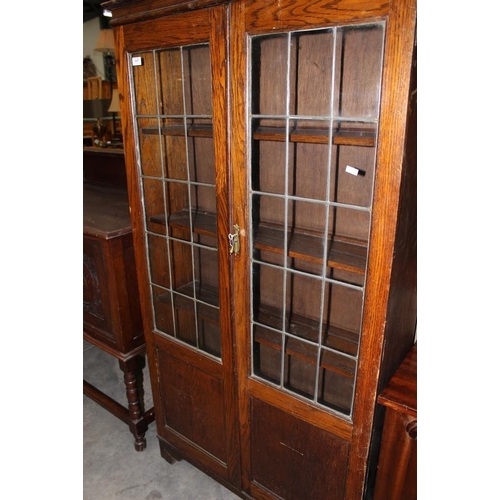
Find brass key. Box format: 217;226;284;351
228;224;240;255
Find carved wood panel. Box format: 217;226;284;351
83;238;114;340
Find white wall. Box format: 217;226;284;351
83;17;106;81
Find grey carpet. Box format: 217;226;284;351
83;341;240;500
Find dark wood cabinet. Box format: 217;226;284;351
83;149;154;451
374;343;417;500
105;0;417;497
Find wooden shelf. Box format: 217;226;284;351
150;209;217;238
176;281;219;308
158;281;220;324
319;349;356;379
254;322;356;379
334;128;376;146
141;124;213;138
254;224;367;274
254;303;359;358
253;125;376;147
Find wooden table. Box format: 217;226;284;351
83;181;154;451
373;343;417;499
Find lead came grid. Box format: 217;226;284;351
249;24;385;417
130;44;222;361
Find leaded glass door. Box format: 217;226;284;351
249;23;385;418
132;43;222;357
124;6;239;484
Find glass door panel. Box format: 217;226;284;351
131;43;221;359
250;23;385;417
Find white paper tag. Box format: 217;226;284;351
345;165;359;176
132;56;143;66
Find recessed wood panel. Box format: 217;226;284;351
250;398;349;500
157;349;227;462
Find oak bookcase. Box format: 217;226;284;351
104;0;417;498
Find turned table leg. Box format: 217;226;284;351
119;357;147;451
